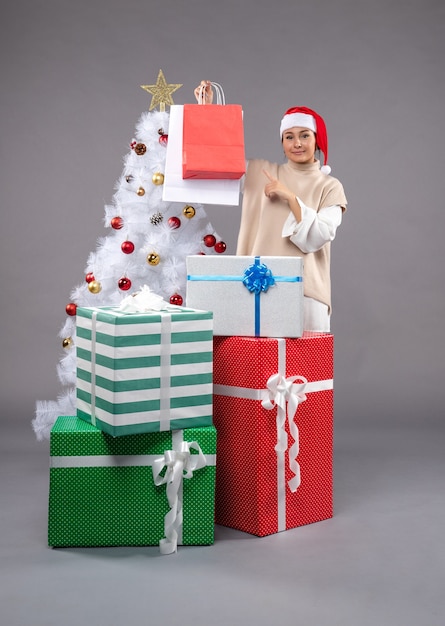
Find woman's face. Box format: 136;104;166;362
282;127;317;165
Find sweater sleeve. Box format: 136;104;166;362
281;198;343;253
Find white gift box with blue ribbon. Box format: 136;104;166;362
186;255;303;338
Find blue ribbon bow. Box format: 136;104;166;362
242;260;276;294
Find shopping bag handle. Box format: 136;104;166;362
197;81;226;105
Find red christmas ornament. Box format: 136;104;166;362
203;234;216;247
167;216;181;229
85;272;95;283
170;293;183;306
121;240;135;254
111;216;123;230
159;134;168;146
66;303;77;316
118;277;132;291
214;241;227;253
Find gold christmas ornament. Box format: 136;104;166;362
62;337;72;349
183;205;196;218
137;186;146;196
152;172;164;186
140;69;183;112
146;252;161;266
88;280;102;294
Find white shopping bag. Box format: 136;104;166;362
163;105;241;206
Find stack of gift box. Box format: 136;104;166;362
48;255;334;553
186;255;334;536
48;291;217;555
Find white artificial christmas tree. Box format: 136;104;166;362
33;70;226;440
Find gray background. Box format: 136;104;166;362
1;1;444;624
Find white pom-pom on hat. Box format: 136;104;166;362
280;106;331;175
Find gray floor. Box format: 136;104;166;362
2;414;444;626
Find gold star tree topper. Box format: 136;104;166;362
141;69;183;112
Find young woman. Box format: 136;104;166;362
194;81;347;331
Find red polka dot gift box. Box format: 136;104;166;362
48;416;216;553
213;333;333;537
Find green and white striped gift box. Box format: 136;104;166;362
76;305;213;436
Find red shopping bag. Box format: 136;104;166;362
182;104;245;180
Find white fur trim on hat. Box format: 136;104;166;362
280;112;316;137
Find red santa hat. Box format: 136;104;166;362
279;106;331;175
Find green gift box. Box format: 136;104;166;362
48;416;216;552
76;305;213;436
